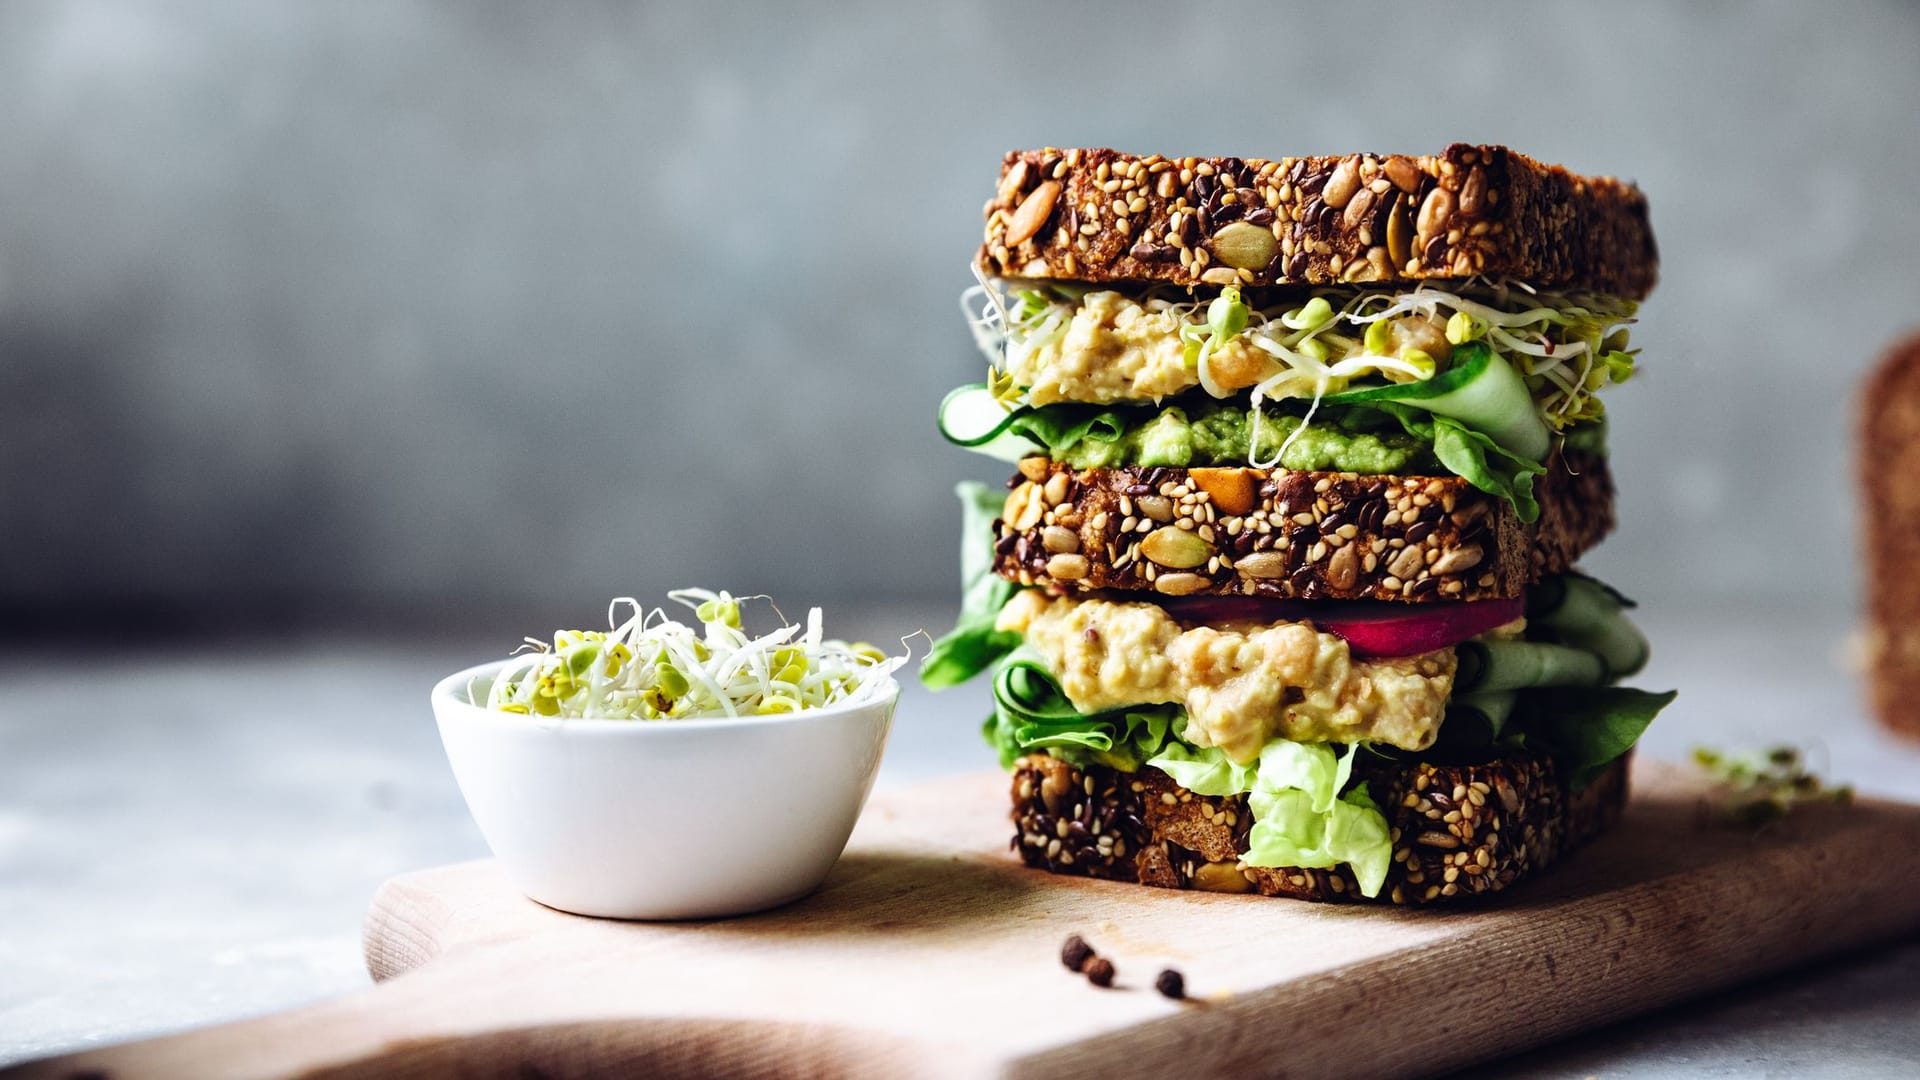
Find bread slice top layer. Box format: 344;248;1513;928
980;144;1657;300
995;454;1613;603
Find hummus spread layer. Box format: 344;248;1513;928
1011;291;1282;405
1008;290;1453;407
996;591;1457;762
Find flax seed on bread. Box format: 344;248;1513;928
1010;750;1629;905
994;451;1613;603
981;145;1657;299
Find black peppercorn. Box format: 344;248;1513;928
1085;956;1116;988
1060;933;1095;973
1155;968;1185;1000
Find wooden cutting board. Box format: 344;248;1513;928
13;760;1920;1080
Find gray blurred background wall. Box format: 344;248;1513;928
2;0;1916;632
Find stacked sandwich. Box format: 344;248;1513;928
926;145;1675;904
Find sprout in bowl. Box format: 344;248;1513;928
436;588;907;919
477;588;907;721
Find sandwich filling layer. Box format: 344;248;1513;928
996;590;1456;760
948;278;1638;523
926;479;1673;899
968;280;1638;428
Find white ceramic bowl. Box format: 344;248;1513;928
431;659;898;920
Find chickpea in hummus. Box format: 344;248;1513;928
996;591;1457;762
1011;290;1283;406
1006;290;1455;408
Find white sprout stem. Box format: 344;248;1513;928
475;590;907;721
960;275;1636;464
1487;325;1591;360
1196;338;1228;398
969;262;1012;330
1272;376;1330;468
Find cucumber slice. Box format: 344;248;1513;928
1455;640;1607;694
1450;691;1518;738
938;385;1043;463
1323;343;1550;461
1531;574;1651;678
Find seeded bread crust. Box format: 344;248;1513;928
979;145;1657;300
1010;749;1630;905
1861;331;1920;740
993;451;1613;603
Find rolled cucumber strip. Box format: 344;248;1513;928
1450;691;1518;738
1455;640;1607;694
1530;574;1650;678
1323;343;1550;461
938;384;1043;463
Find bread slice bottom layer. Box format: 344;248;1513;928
1008;749;1629;905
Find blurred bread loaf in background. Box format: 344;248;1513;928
1862;331;1920;740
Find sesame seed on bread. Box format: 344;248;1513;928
1010;748;1630;904
980;145;1657;299
995;451;1614;604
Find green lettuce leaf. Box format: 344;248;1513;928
1247;787;1392;899
920;482;1023;689
984;649;1177;770
1531;686;1678;788
1144;739;1253;796
1147;737;1392;897
1370;402;1545;523
977;391;1547;523
1004;404;1135;453
1395;682;1676;789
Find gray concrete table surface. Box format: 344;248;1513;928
2;601;1917;1076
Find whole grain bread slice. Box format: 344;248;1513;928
1010;748;1629;905
1861;331;1920;740
979;145;1657;299
994;452;1613;603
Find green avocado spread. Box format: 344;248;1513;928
1056;400;1441;474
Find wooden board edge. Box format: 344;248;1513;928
363;861;480;981
1003;803;1920;1080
